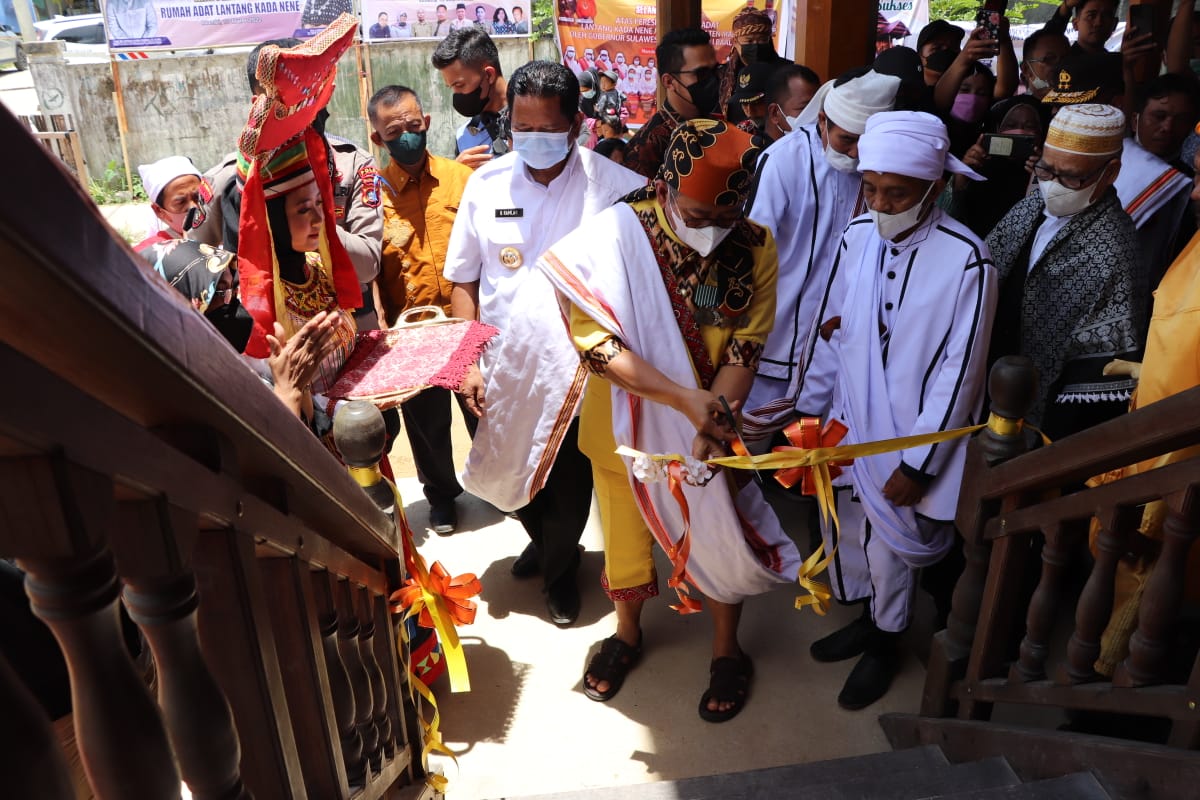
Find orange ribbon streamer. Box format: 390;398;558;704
663;461;703;615
774;417;852;494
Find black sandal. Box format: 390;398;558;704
698;653;754;723
582;633;642;702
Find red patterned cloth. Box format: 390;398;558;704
327;320;498;408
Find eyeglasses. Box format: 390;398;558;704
1033;159;1113;190
672;66;718;84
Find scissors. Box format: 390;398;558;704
717;395;764;487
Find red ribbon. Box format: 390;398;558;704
389;561;482;629
774;418;852;495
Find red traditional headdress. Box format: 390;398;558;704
236;14;362;358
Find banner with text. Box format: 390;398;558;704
877;0;929;54
555;0;791;127
360;0;530;41
101;0;356;51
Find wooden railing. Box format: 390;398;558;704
0;108;423;798
923;356;1200;749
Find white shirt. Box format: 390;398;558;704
743;124;865;436
1030;208;1071;271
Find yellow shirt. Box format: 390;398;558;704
570;198;778;470
378;154;473;326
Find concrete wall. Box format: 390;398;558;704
28;35;561;182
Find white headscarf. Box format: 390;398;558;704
857;110;985;181
795;70;902;134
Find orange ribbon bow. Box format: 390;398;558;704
774;417;852;494
390;561;481;629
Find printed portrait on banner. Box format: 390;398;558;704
360;0;529;40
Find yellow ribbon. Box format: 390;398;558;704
346;463;471;793
619;422;1001;615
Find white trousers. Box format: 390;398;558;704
821;489;949;633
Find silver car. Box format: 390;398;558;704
0;23;26;71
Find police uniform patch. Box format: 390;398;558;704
198;177;214;204
358;164;381;208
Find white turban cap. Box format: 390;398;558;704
821;70;902;135
858;110;984;182
138;155;202;206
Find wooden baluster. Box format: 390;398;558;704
371;592;407;768
337;577;380;773
193;529;306;800
21;549;181;799
312;570;366;786
260;557;351;799
0;650;76;799
357;586;392;764
1115;489;1200;687
1061;505;1138;685
922;356;1037;717
1012;521;1083;682
114;498;248;800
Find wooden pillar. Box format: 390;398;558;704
791;0;875;82
657;0;702;38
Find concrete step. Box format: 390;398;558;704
499;745;950;799
919;771;1111;800
802;756;1020;800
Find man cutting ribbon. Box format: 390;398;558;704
538;119;801;723
794;111;998;711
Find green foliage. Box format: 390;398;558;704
530;0;557;41
87;159;148;206
929;0;1058;24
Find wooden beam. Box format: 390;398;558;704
791;0;875;83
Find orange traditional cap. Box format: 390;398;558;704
659;119;761;207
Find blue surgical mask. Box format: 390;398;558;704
512;131;572;170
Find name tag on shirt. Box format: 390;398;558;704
495;208;523;218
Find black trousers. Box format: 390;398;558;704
400;387;477;507
515;417;592;591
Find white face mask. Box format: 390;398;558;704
869;181;934;241
785;113;804;131
1039;178;1098;217
1024;62;1050;91
666;195;732;257
513;131;572;170
824;143;858;173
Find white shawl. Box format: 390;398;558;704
538;203;800;604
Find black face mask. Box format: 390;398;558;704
205;298;255;353
452;73;491;118
385;130;428;165
739;43;762;64
682;73;721;116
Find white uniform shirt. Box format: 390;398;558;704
795;209;998;521
743;123;865;437
442;146;646;510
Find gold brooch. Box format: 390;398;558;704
499;246;523;269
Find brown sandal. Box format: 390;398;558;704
582;633;642;702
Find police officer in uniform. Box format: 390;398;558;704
192;38;384;332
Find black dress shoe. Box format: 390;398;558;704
511;542;540;578
429;503;458;535
546;575;581;626
837;637;900;710
810;613;875;663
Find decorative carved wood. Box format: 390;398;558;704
312;569;365;786
337;576;380;774
0;651;76;799
357;585;392;767
22;549;181;799
1063;506;1138;685
1014;521;1083;682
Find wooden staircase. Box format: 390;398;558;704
503;744;1111;799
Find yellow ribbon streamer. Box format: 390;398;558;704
618;421;1017;614
346;463;471;793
